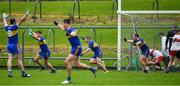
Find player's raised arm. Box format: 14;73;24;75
31;32;41;40
53;21;65;30
16;10;29;26
2;13;8;27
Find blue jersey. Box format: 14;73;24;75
38;37;50;52
88;40;102;56
65;26;81;47
134;38;149;51
5;24;19;44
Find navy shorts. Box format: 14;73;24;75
71;46;82;57
92;50;102;59
7;44;20;54
39;51;50;59
141;48;150;58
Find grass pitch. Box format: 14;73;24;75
0;69;179;85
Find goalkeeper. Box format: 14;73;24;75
124;34;150;73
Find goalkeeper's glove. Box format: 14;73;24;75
124;38;127;42
2;13;8;19
53;21;58;26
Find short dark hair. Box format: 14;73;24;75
172;25;178;29
63;19;71;24
159;32;164;36
37;31;42;34
10;18;16;25
134;33;139;38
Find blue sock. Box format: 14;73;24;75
67;76;71;81
22;71;26;75
89;67;94;71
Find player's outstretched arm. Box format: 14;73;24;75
53;21;65;30
81;48;91;56
124;38;133;43
2;13;8;27
17;10;29;26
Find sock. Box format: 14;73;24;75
22;71;26;75
41;66;45;69
67;76;71;81
8;71;12;75
89;67;94;71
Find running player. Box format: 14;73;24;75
29;30;56;74
54;19;96;84
2;11;30;77
81;36;108;72
124;34;150;73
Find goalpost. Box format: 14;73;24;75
117;0;180;70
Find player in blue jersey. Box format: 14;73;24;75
29;30;56;74
54;19;96;84
81;36;108;72
124;34;150;73
2;11;30;77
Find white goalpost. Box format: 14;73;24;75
117;0;121;70
117;0;180;70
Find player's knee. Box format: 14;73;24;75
33;59;38;62
64;60;69;65
76;64;81;68
89;60;94;64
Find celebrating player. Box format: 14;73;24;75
81;36;108;72
54;19;96;84
29;30;56;74
124;34;150;73
2;11;30;77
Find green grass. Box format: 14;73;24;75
0;1;112;16
0;1;180;26
122;0;180;10
0;69;179;85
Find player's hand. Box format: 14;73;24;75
2;13;8;19
53;21;58;26
124;38;127;42
26;10;30;15
80;54;84;56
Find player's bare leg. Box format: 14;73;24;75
62;54;74;84
44;59;56;74
139;55;148;73
7;53;13;77
17;53;30;77
73;56;97;77
33;54;45;71
167;56;175;72
90;58;108;72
